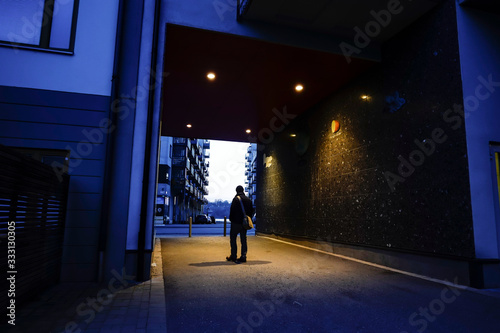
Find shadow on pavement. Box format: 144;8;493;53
189;260;272;267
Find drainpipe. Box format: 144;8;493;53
98;0;126;282
100;0;145;282
137;0;162;281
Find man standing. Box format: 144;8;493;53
227;185;254;263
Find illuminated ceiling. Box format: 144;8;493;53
161;0;443;142
161;24;374;142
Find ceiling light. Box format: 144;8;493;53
207;72;216;80
295;84;304;92
290;134;297;137
246;129;252;134
186;124;192;128
361;95;369;100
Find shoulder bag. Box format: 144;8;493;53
237;196;253;230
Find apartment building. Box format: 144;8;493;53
245;144;257;211
169;137;210;223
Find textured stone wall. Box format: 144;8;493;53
256;0;475;258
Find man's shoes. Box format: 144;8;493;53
237;256;246;263
226;256;237;262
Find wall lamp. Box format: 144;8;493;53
331;120;340;133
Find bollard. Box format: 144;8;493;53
223;216;227;237
189;216;192;237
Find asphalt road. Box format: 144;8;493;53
161;236;500;333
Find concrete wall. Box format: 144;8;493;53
456;5;500;259
257;1;476;259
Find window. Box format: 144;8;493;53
173;147;186;158
158;164;171;184
0;0;79;53
492;147;500;218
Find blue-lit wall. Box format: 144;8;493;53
0;0;120;281
0;0;119;96
456;5;500;259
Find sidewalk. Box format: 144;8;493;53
2;238;167;333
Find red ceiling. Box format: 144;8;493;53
161;24;376;143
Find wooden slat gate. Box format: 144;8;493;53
0;145;69;308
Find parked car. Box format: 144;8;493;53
194;214;209;224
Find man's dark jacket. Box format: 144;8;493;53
229;192;254;224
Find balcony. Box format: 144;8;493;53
191;139;199;151
173;137;186;145
188;148;196;162
172;156;186;167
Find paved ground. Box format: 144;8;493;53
2;238;167;333
4;235;500;332
162;236;500;333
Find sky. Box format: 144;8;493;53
206;140;249;202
